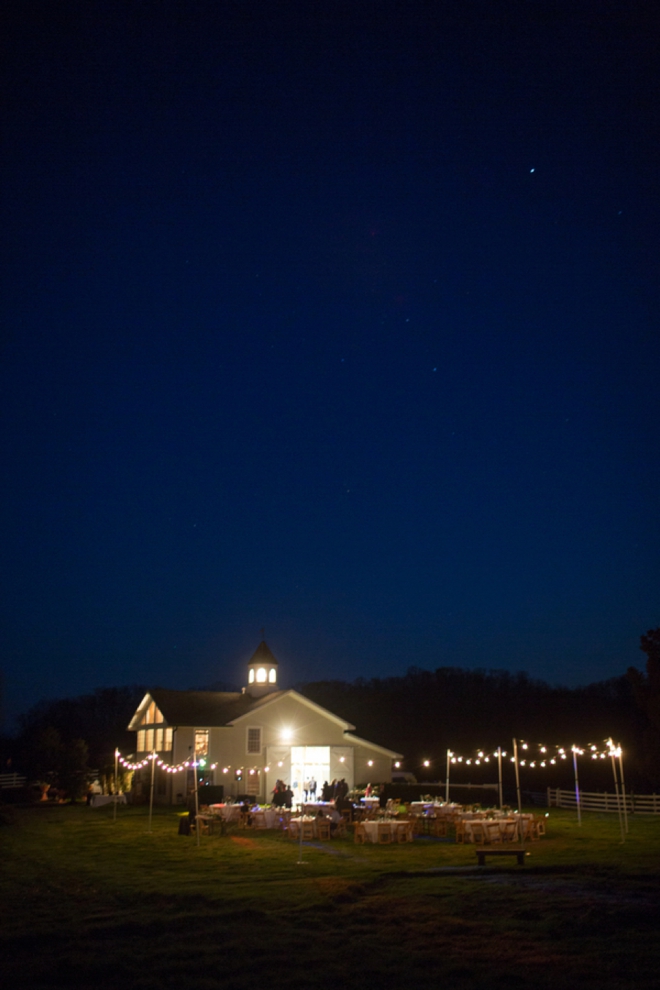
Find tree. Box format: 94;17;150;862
627;627;660;785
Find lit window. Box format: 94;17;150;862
249;669;255;683
256;667;267;683
195;730;209;758
268;668;276;683
138;729;146;752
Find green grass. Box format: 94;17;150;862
2;803;659;989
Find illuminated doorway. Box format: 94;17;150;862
290;746;329;804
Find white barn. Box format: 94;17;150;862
128;641;401;804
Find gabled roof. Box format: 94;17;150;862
128;686;357;732
226;688;356;731
343;732;402;760
127;688;270;730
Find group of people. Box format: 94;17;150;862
302;778;317;800
321;778;349;803
271;779;294;808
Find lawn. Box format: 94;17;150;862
2;803;659;989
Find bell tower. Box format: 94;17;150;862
246;640;279;698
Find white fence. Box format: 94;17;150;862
547;787;660;815
0;772;27;790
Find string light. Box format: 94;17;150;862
443;740;620;772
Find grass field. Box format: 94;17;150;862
2;803;659;989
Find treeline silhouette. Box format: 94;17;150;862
5;661;658;795
297;667;654;790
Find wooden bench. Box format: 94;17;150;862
476;846;528;866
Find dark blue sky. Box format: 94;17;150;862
2;1;659;728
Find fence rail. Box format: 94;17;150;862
547;787;660;815
0;772;27;790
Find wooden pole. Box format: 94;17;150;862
193;756;201;848
572;747;582;826
608;739;625;843
445;750;451;804
618;745;629;833
512;739;525;849
113;748;119;823
148;752;156;833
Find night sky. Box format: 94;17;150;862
2;1;659;729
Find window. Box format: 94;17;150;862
138;729;146;752
249;668;255;683
256;667;267;683
195;730;209;758
247;727;262;755
268;668;277;683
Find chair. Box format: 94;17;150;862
534;816;546;837
519;816;539;841
301;820;316;841
192;815;210;836
411;814;426;836
341;807;353;824
429;816;447;838
454;819;466;843
316;819;331;840
251;811;267;830
354;822;366;844
377;822;393;844
469;821;487;844
288;820;300;839
499;820;517;843
482;821;503;846
395;822;411;843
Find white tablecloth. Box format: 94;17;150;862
90;794;127;808
210;804;242;822
252;808;280;828
361;820;410;843
462;818;519;842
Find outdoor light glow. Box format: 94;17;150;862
280;728;293;742
423;760;430;767
264;765;270;772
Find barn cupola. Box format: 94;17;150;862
246;640;279;698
